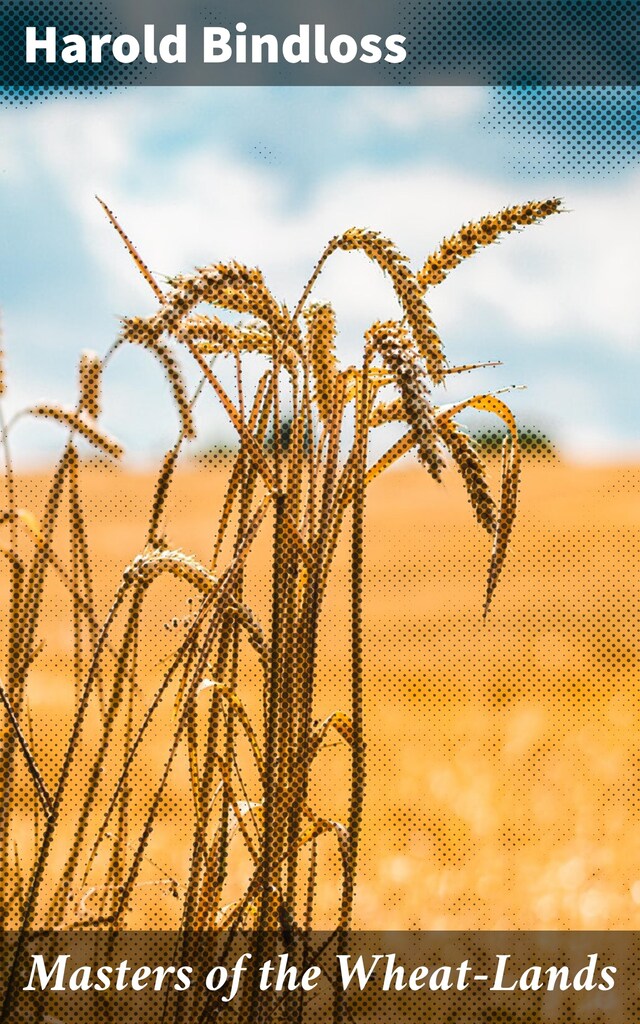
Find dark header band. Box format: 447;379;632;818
1;1;640;90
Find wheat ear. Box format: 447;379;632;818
78;350;101;419
418;198;562;288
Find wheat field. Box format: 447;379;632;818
7;455;639;932
8;200;633;1023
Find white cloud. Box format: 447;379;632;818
6;91;640;348
432;180;640;350
342;86;487;132
2;89;640;459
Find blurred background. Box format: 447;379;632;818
3;83;638;933
0;85;639;464
3;86;640;931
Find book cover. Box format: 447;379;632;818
0;2;638;1021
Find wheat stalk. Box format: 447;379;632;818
27;405;123;459
419;198;562;288
1;196;562;1022
78;350;102;419
303;302;339;428
367;320;443;480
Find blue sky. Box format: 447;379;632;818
0;86;639;463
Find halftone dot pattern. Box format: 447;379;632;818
2;931;638;1020
0;0;639;92
486;86;640;175
0;0;146;105
401;0;640;85
1;183;640;1020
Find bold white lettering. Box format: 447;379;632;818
61;35;87;63
235;22;247;62
301;965;321;990
574;953;599;992
456;959;472;990
519;965;543;991
114;960;131;989
174;966;192;991
143;25;158;62
359;34;382;63
429;965;453;991
24;954;69;992
408;965;428;990
337;955;383;990
382;954;406;991
112;34;140;64
203;28;232;63
283;25;310;63
329;34;358;63
152;965;175;990
131;966;152;990
158;24;186;62
90;35;112;63
223;953;251;1003
94;965;113;992
69;965;92;992
314;25;328;62
273;954;299;991
205;965;228;992
251;34;278;63
598;965;617;992
491;954;518;991
544;964;571;991
384;34;407;63
25;27;56;63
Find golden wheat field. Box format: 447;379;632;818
7;455;640;932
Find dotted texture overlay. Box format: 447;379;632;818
0;163;638;1022
0;0;640;92
402;0;640;85
1;0;142;101
2;932;639;1020
486;86;640;175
